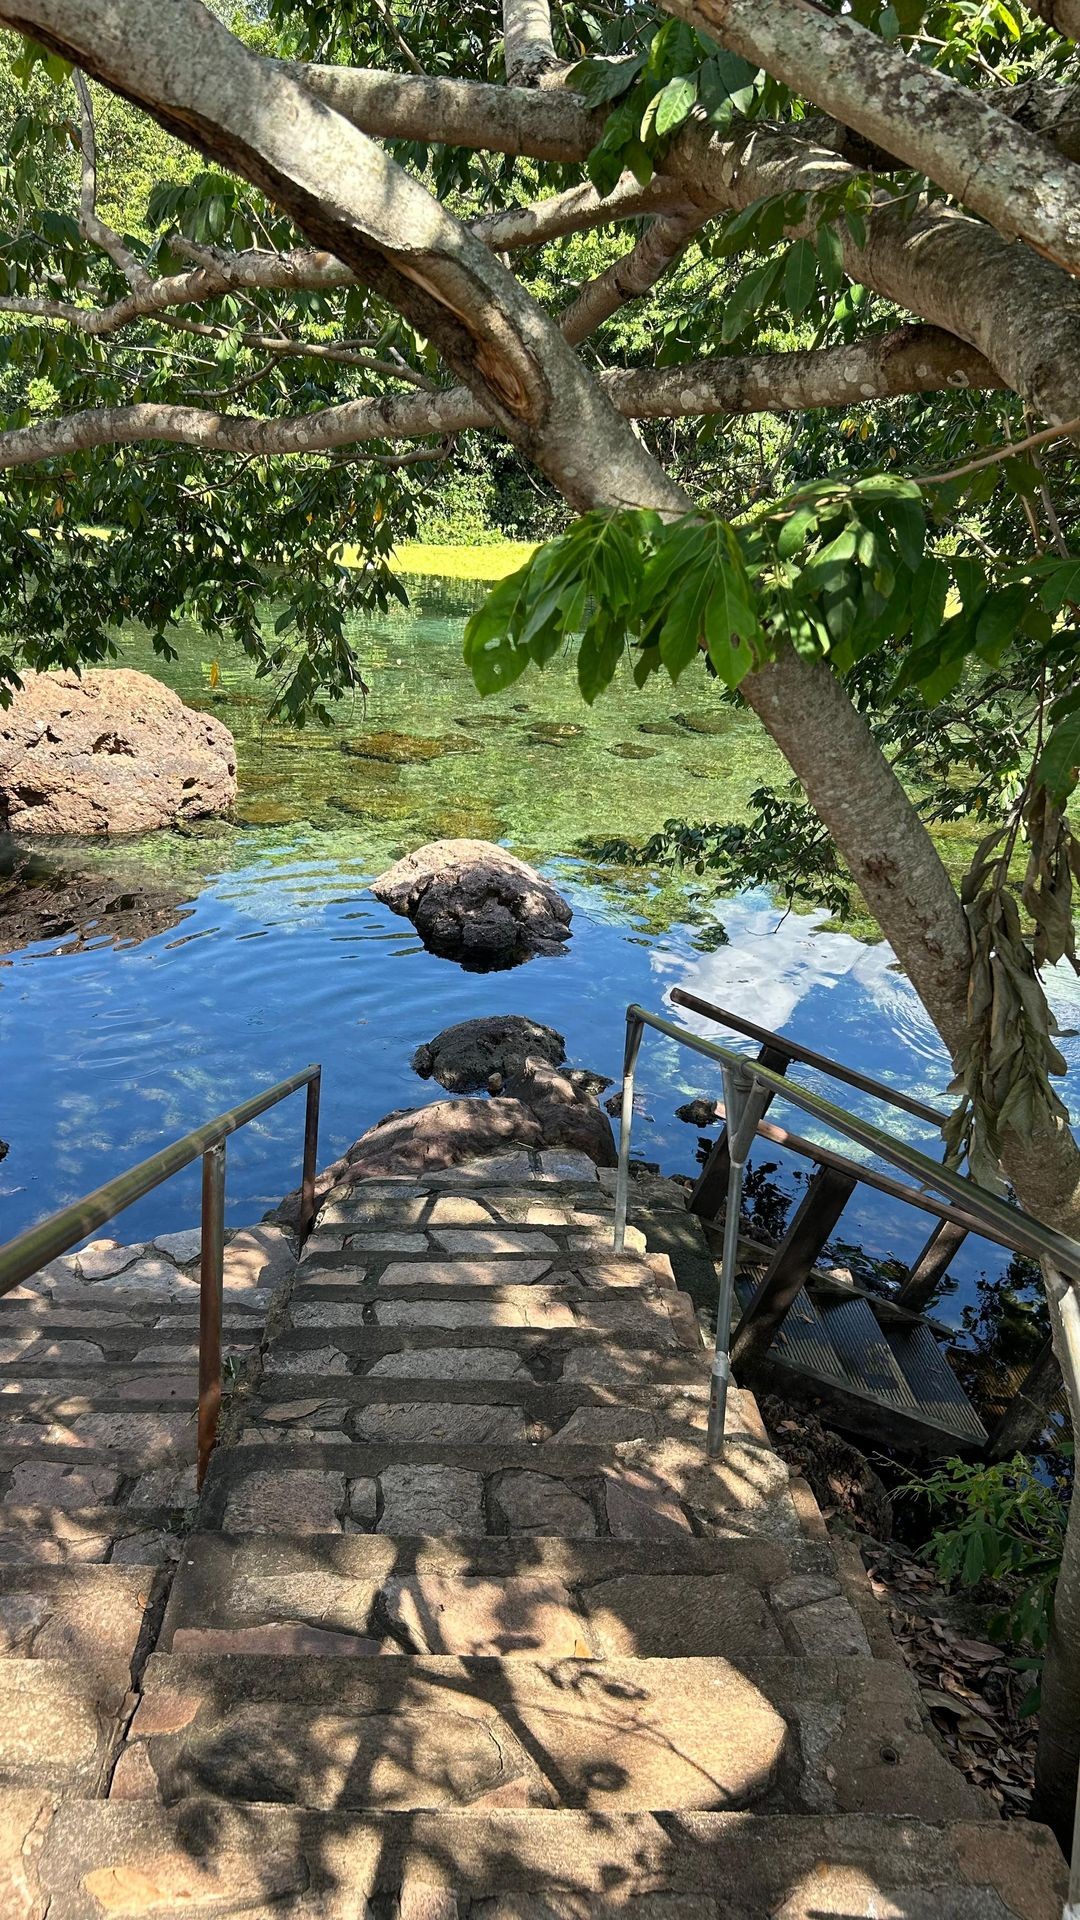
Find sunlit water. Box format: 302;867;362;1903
2;571;1077;1340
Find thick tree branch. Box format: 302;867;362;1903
503;0;561;86
297;63;601;160
1027;0;1080;35
0;328;998;468
660;0;1080;274
806;76;1080;173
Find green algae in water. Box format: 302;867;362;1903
609;742;659;760
341;730;481;764
672;711;736;736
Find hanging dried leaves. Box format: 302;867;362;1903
944;815;1075;1187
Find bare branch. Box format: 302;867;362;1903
0;327;997;469
560;210;707;347
473;173;693;250
297;62;600;160
71;70;148;287
0;246;350;337
503;0;562;86
659;0;1080;274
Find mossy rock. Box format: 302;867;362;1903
428;804;505;841
672;711;733;736
609;742;659;761
527;721;585;746
638;721;681;738
341;730;480;764
453;713;515;730
329;788;418;820
233;800;298;827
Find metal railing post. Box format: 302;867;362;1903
300;1069;322;1244
197;1140;226;1490
613;1012;645;1254
707;1065;772;1458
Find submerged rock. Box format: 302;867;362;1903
412;1015;566;1091
638;721;680;738
527;722;584;746
675;1098;721;1128
371;838;572;970
609;742;659;760
0;669;236;835
672;711;733;737
0;842;194;956
341;731;479;765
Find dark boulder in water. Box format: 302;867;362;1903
371;837;572;971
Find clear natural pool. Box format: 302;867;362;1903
2;568;1077;1343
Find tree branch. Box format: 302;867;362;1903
1026;0;1080;35
503;0;562;86
560;210;707;347
0;328;998;468
659;0;1080;275
72;69;149;287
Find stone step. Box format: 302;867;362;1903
16;1801;1065;1919
0;1657;132;1792
0;1319;259;1369
297;1252;671;1288
252;1338;711;1389
114;1648;983;1823
0;1370;212;1411
238;1377;719;1453
198;1430;796;1543
0;1503;190;1566
158;1532;870;1665
271;1288;702;1349
0;1562;160;1669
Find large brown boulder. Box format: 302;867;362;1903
0;669;237;835
371;838;572;970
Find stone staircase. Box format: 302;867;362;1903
0;1152;1067;1917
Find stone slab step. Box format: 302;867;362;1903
0;1563;160;1671
258;1336;710;1392
0;1370;208;1411
0;1503;189;1566
158;1530;871;1664
0;1322;259;1369
197;1430;805;1544
16;1801;1065;1919
296;1253;671;1288
0;1403;199;1464
115;1649;983;1822
0;1657;132;1792
270;1290;702;1345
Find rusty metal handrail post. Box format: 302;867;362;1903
708;1064;773;1460
300;1070;322;1243
197;1141;226;1489
613;1010;645;1255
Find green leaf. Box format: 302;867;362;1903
783;238;818;318
566;53;646;106
704;566;758;686
974;584;1029;666
776;502;819;561
910;555;949;648
1039;559;1080;617
650;73;698;138
721;255;782;343
816;223;845;294
1039;712;1080;803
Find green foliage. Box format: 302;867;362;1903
581;784;852;918
902;1453;1069;1662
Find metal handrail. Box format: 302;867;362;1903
614;1000;1080;1914
0;1062;322;1485
669;986;947;1128
612;1003;1080;1449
